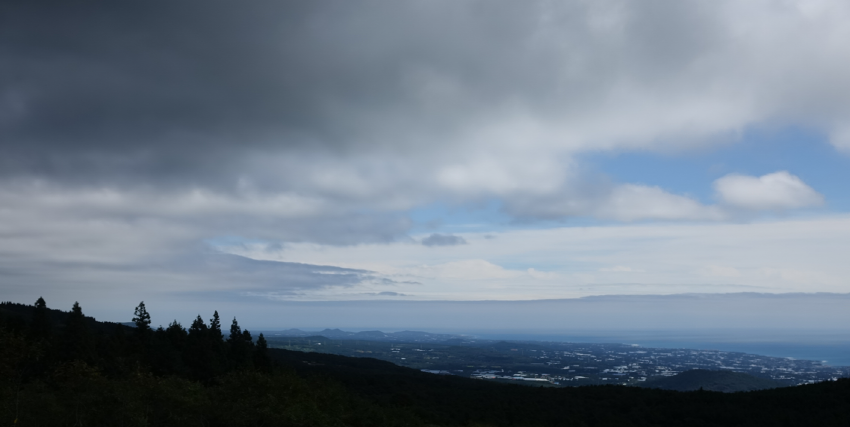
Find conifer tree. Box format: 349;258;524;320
185;315;213;380
228;317;242;344
130;301;153;361
254;333;271;371
59;301;94;362
242;329;255;369
207;310;227;374
164;320;188;351
227;317;251;368
189;315;208;335
209;311;222;342
29;296;51;340
132;301;152;332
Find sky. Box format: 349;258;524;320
3;1;850;329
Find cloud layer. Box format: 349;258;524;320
421;234;468;247
2;1;850;315
2;0;847;229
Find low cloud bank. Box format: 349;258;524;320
421;233;467;247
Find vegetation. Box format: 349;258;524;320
2;299;850;426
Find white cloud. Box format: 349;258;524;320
227;216;850;300
700;265;743;278
714;171;824;210
594;184;725;221
527;268;559;280
828;124;850;152
598;266;642;273
407;260;522;281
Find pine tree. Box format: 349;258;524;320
29;296;51;340
227;317;251;369
207;310;227;374
132;301;152;332
189;315;208;335
59;301;94;362
254;333;271;371
242;329;255;368
185;315;213;380
209;311;222;342
164;320;188;351
228;317;242;344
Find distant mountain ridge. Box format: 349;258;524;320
262;328;466;342
641;369;783;392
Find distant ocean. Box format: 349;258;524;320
468;330;850;367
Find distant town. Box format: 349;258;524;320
263;329;849;387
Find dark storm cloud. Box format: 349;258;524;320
421;233;467;247
1;1;551;187
1;1;729;185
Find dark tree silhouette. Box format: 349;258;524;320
189;315;208;335
242;329;255;359
132;301;151;332
254;333;271;371
227;317;253;369
59;301;94;363
228;317;242;342
185;315;222;380
29;297;50;340
164;320;187;351
209;310;222;342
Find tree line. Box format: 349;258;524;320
2;297;270;383
1;298;421;426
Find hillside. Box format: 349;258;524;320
641;369;784;392
268;347;850;426
4;299;850;426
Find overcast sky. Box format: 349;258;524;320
3;1;850;327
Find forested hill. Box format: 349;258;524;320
0;300;125;334
3;299;850;426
